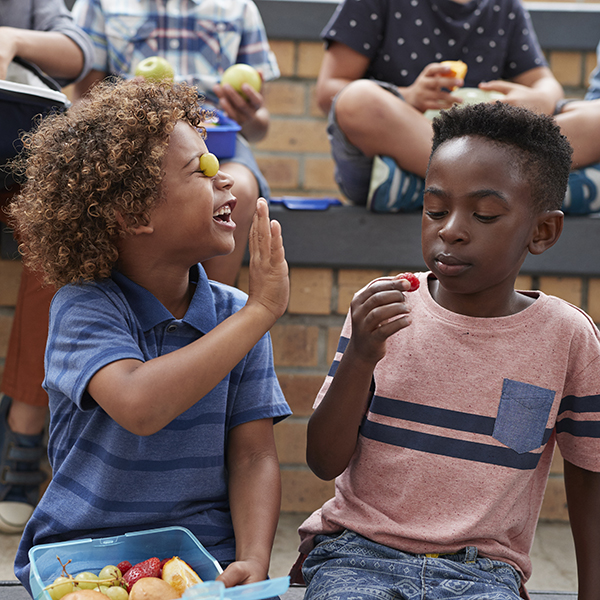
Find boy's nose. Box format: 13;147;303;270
215;169;234;190
439;213;469;243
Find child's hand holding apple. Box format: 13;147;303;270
213;64;267;139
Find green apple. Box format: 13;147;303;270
134;56;175;82
221;63;262;100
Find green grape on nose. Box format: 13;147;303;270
200;153;219;177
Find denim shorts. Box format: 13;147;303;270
327;80;403;205
302;530;522;600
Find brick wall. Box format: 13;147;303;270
2;19;600;523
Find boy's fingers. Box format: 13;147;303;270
249;198;272;261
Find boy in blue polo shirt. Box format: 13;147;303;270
7;78;290;592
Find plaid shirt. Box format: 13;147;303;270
72;0;279;103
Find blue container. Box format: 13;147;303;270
183;577;290;600
204;111;241;160
29;527;222;600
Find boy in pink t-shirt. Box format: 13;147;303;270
298;102;600;599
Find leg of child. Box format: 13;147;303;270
330;79;430;212
302;531;521;600
335;79;434;178
0;264;52;533
555;99;600;168
555;101;600;214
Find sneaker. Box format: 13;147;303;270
366;155;425;213
563;163;600;214
0;395;47;533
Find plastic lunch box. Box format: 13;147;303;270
29;526;289;600
203;110;241;160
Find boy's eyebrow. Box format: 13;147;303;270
424;185;509;206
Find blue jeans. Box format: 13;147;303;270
302;530;521;600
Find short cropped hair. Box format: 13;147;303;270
7;79;206;287
429;102;572;213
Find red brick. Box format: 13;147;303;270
538;276;582;307
281;467;335;512
0;260;22;306
539;476;568;522
277;373;325;416
288;268;333;315
271;323;319;367
275;420;308;464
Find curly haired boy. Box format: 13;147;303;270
8;78;290;592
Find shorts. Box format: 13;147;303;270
302;530;522;600
327;80;403;205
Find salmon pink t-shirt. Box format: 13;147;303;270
299;272;600;585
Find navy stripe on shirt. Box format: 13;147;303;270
360;419;544;470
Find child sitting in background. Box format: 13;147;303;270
298;102;600;599
8;79;290;592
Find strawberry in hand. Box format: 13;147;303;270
396;272;420;292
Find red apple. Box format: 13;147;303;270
220;64;262;100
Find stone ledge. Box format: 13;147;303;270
269;204;600;277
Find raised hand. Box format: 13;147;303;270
247;198;289;323
213;80;264;126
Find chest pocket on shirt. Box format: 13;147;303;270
492;379;555;454
105;16;158;74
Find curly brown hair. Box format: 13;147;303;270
7;79;207;287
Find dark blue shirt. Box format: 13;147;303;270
15;265;290;591
321;0;547;88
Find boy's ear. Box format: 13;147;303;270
528;210;564;255
115;211;154;235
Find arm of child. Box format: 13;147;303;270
216;418;281;587
478;65;564;116
306;277;413;481
564;459;600;600
87;199;289;436
72;69;108;100
0;27;84;80
315;41;371;114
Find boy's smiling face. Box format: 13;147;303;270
148;120;237;265
422;135;541;317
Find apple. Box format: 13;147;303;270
134;56;175;82
220;63;262;100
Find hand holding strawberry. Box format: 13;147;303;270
348;274;415;365
396;272;420;291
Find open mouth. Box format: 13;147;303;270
213;203;233;222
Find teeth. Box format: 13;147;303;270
213;205;232;218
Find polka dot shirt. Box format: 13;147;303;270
321;0;546;88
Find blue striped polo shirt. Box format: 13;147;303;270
15;264;290;590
